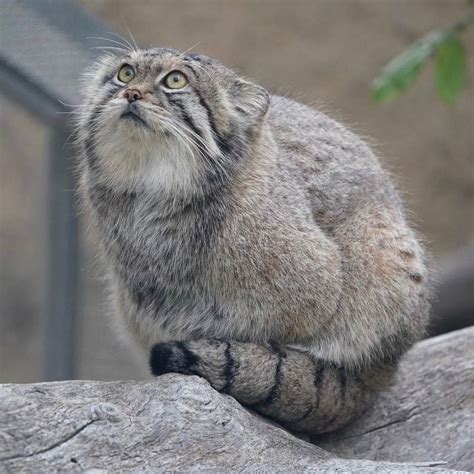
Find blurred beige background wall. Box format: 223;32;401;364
1;0;472;383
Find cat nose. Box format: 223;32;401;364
123;87;143;103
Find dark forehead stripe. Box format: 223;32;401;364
186;53;203;61
132;50;215;82
142;48;211;61
184;53;214;65
144;47;180;57
183;63;200;78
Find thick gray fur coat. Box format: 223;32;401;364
76;47;430;434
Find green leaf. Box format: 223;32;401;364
434;34;466;105
372;31;445;102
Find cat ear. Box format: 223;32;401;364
232;79;270;122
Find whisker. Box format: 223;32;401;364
57;98;84;109
162;116;230;179
178;124;212;156
90;46;128;53
178;41;202;59
121;16;139;51
63;128;79;149
160;117;201;158
190;61;220;83
189;61;213;80
87;36;132;51
162;119;197;153
104;31;134;51
176;120;217;156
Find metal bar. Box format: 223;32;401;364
0;0;115;381
0;57;64;125
0;0;108;121
0;0;119;381
43;126;79;381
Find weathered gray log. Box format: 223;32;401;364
318;327;473;472
0;328;471;472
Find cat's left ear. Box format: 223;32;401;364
232;79;270;122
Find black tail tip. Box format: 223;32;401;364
149;342;174;376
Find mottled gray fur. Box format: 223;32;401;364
75;46;430;434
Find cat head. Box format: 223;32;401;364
76;47;270;193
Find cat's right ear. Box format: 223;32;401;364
232;79;270;123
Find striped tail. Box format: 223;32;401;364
150;339;393;435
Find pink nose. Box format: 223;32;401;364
123;88;142;103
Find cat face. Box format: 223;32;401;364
77;48;269;192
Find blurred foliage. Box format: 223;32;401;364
372;7;473;105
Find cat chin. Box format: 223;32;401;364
93;131;202;195
114;116;157;140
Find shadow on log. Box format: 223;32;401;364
0;328;472;472
430;245;474;336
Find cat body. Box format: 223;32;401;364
77;48;430;434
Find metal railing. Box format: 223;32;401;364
0;0;114;380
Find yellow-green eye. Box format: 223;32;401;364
118;64;135;83
164;71;188;89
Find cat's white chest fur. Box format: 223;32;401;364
92;102;201;194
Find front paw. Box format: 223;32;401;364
149;341;200;376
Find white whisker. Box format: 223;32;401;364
121;17;139;51
188;61;214;81
90;46;128;53
87;36;132;52
162;116;230;179
104;31;135;51
57;98;84;109
178;41;202;59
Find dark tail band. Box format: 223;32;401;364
150;339;392;434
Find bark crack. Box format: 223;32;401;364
0;420;96;463
329;407;421;442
